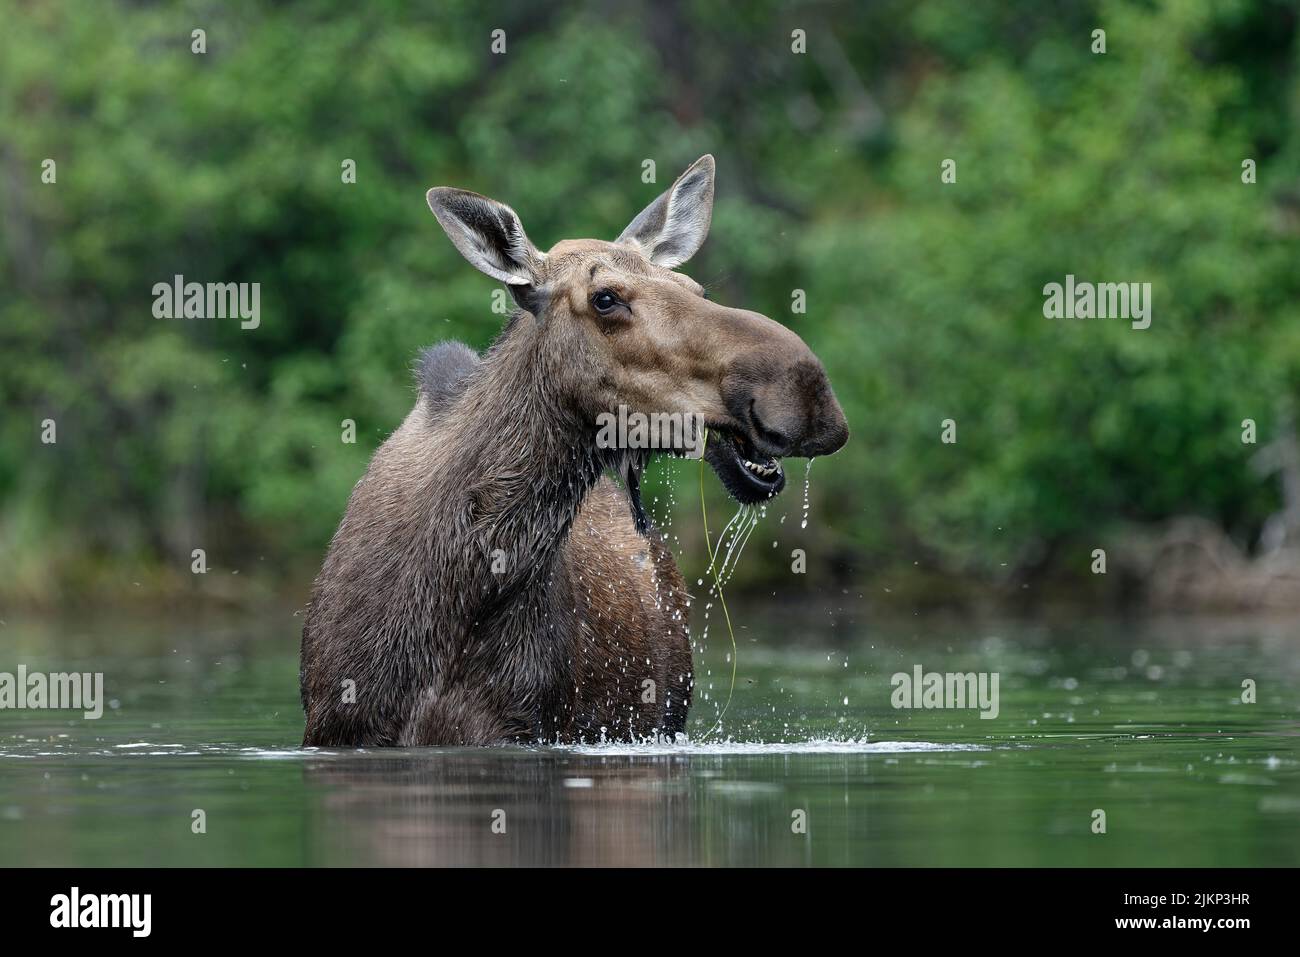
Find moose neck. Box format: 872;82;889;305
442;310;608;593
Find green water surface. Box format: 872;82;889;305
0;608;1296;866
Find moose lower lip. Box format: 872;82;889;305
733;435;780;481
707;427;786;502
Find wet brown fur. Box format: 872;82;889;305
299;286;695;746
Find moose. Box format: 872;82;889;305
300;156;848;747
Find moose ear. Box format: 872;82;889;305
425;187;544;285
616;154;715;268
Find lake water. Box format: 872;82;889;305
1;608;1297;866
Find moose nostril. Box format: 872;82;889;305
749;400;794;455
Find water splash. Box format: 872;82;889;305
555;738;990;757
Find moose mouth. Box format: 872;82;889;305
704;428;786;504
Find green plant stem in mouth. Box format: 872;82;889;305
700;426;738;741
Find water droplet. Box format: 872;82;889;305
800;459;814;528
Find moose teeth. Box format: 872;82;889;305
743;459;779;479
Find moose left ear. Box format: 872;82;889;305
426;187;544;286
617;154;715;268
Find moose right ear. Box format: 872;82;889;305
425;187;544;286
617;154;715;268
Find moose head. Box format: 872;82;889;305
425;154;848;508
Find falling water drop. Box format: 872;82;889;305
800;458;814;529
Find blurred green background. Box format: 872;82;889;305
2;0;1298;610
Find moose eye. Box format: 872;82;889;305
591;290;621;315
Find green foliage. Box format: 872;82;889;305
1;0;1297;602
